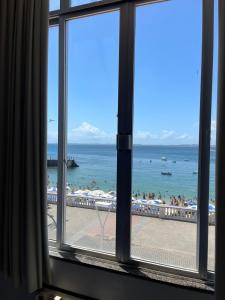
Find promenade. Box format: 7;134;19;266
47;204;215;271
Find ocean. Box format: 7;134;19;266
47;144;216;201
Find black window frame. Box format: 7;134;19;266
48;0;214;282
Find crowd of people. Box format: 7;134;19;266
132;192;162;200
132;191;197;207
170;195;186;207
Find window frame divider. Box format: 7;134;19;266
50;0;167;21
196;0;214;279
57;15;68;247
116;1;135;263
61;0;71;10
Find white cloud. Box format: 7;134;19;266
160;130;175;140
210;120;216;145
134;129;194;144
47;130;58;143
72;122;107;138
135;130;158;140
51;121;201;145
176;133;190;140
136;129;177;141
211;120;216;132
69;122;115;143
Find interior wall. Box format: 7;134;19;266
49;257;215;300
0;258;215;300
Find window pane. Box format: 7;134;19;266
65;11;119;254
131;0;202;270
71;0;102;7
49;0;60;11
208;0;218;272
47;26;59;241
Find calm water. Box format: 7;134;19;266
47;144;216;201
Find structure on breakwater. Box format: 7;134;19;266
47;159;79;168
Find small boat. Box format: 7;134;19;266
193;170;198;174
161;156;167;161
161;172;172;176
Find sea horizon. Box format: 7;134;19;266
47;143;216;202
47;142;216;147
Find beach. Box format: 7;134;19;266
47;144;216;270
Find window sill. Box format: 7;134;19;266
49;247;214;293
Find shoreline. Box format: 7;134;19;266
47;185;215;206
47;187;216;225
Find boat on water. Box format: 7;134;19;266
161;172;172;176
193;170;198;174
161;156;167;161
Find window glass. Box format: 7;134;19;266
71;0;102;7
49;0;60;11
208;0;218;272
47;26;59;241
64;11;119;253
131;0;202;270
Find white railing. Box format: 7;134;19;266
47;192;215;225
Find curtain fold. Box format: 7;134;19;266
0;0;50;292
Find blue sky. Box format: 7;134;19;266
48;0;218;145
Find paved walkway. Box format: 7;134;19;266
47;204;215;271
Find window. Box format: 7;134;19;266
65;11;119;253
208;0;218;273
49;0;60;11
70;0;103;7
48;0;215;281
131;0;202;270
47;25;59;241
